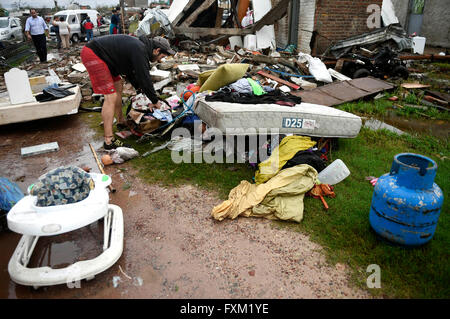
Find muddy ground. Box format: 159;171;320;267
0;112;372;299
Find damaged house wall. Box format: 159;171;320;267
417;0;450;48
312;0;383;54
272;0;316;53
272;0;383;54
391;0;450;48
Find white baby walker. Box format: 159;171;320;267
7;173;123;289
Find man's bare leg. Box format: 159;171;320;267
102;92;118;145
113;79;126;125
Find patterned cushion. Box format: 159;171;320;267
30;166;95;207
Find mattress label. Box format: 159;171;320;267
282;118;316;129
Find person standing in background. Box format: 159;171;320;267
52;16;70;50
51;16;62;50
110;9;119;34
83;17;94;42
25;9;49;63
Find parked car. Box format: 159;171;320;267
49;9;108;43
0;17;24;42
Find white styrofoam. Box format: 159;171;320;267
4;68;35;105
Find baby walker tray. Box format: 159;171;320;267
7;173;124;288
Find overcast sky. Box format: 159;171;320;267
0;0;126;10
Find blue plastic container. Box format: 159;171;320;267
369;153;444;246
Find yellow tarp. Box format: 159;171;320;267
255;135;316;184
198;63;249;92
211;164;318;223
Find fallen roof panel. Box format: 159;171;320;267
291;77;394;106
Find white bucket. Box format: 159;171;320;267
412;36;426;54
229;36;243;50
318;159;350;185
244;34;257;51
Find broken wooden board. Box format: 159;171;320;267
21;142;59;157
257;70;300;90
180;0;216;27
291;77;394;106
401;83;431;89
173;26;253;36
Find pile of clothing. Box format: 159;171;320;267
211;135;330;223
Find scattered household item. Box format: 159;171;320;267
229;36;243;50
253;0;275;49
109;147;139;164
255;135;316;184
101;154;113;166
0;177;24;212
412;36;426;55
328;68;351;81
369;153;444;246
243;34;257;50
317;159;350;185
0;86;81;126
89;143;116;193
298;53;332;83
21;142;59;157
7;169;124;288
194;96;362;138
211;164;317;223
307;183;335;210
198;63;249;92
0;177;24;231
35;87;76;102
29;75;48;94
4;68;35;105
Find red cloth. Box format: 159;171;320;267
84;21;94;30
80;46;121;95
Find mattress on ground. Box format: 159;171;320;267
194;98;362;138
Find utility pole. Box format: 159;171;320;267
120;0;126;34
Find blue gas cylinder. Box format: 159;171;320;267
369;153;444;246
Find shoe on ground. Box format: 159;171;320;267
103;138;131;150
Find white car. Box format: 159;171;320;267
49;9;109;43
0;17;24;42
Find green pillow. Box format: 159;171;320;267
199;64;249;92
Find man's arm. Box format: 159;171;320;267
42;17;49;37
25;18;31;40
130;55;159;104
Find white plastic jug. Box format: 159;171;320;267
412;36;426;54
318;159;350;185
244;34;257;51
229;36;243;50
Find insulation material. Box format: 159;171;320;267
167;0;190;23
253;0;276;49
135;8;174;38
381;0;399;26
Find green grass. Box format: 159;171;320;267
275;128;449;298
80;101;449;298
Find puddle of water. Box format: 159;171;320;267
364;119;405;135
363;112;450;139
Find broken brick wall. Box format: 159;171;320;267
313;0;383;54
271;0;382;54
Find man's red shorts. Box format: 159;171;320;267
80;46;121;95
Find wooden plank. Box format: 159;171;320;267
257;70;300;90
171;0;197;27
215;7;224;27
181;0;216;27
173;26;253;36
